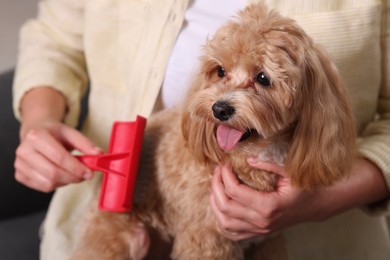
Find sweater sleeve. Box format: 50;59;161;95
359;0;390;214
12;0;88;127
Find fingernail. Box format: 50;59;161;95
247;156;258;164
83;171;93;180
93;146;104;154
214;165;221;174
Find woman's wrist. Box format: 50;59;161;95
19;86;67;139
317;157;390;220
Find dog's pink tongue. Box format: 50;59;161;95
216;125;244;152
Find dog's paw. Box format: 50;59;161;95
125;223;150;260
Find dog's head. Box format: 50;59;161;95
182;3;356;189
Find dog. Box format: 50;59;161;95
71;3;356;259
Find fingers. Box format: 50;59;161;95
216;223;259;241
210;189;260;241
210;164;287;239
216;227;258;241
14;123;98;192
210;166;275;239
59;126;103;155
217;164;267;211
210;192;261;239
211;166;257;218
210;161;316;241
24;128;91;176
14;165;80;194
15;145;84;191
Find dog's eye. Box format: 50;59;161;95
217;66;226;78
256;72;270;87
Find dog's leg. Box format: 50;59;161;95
70;209;150;260
245;233;288;260
171;228;243;260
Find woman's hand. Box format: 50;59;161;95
14;87;102;192
15;120;102;192
210;158;389;241
210;161;319;240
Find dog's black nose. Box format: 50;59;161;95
212;101;235;121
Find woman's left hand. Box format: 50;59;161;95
209;160;315;240
210;157;390;241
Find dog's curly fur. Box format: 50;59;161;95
71;3;356;259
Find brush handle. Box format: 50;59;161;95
77;153;129;176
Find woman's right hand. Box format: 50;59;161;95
14;87;102;192
15;121;102;192
14;119;103;192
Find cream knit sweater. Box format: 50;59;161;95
13;0;390;259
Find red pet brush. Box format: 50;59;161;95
77;116;146;212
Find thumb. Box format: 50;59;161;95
59;125;103;155
247;157;289;178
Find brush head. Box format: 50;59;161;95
99;116;146;212
76;116;147;212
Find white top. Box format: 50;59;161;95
161;0;247;108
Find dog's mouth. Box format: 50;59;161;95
216;124;257;151
240;129;256;142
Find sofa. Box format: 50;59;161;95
0;70;59;259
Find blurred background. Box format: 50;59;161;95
0;1;52;260
0;0;38;72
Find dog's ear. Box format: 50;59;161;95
286;45;356;189
181;75;225;165
181;114;223;165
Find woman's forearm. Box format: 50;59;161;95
211;157;390;240
19;86;67;139
320;157;390;219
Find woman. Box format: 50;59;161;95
13;0;390;259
